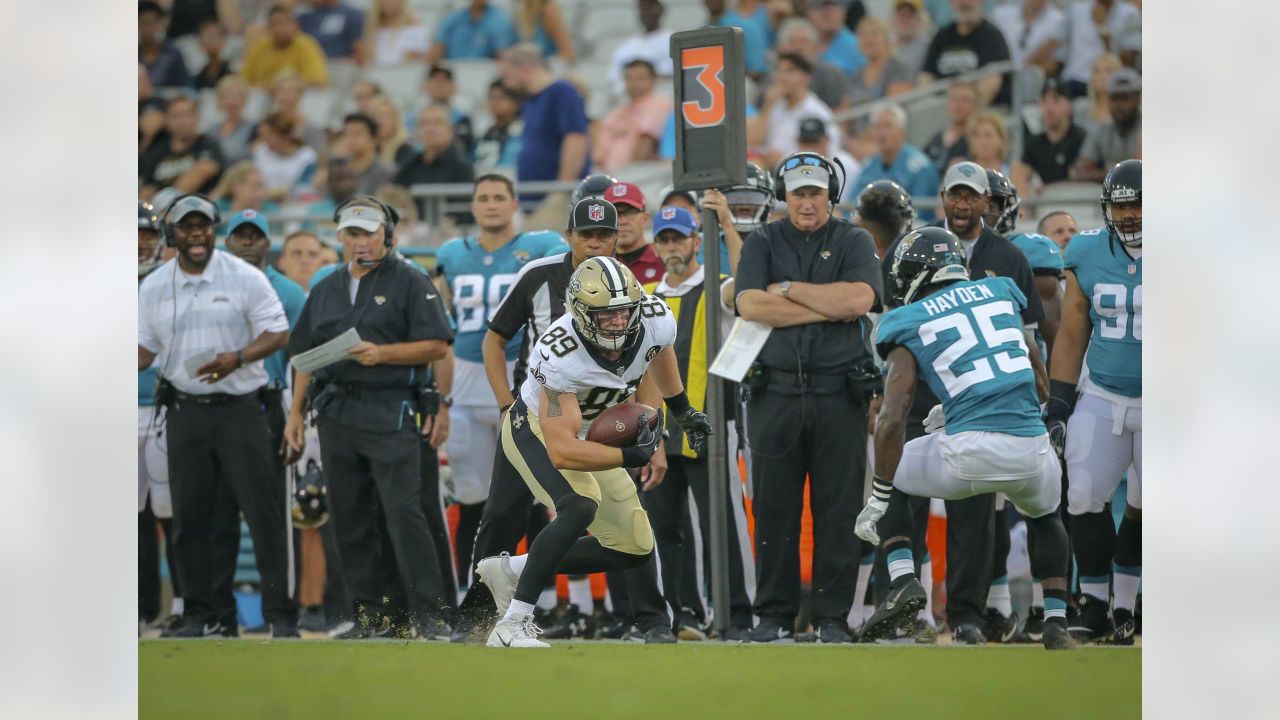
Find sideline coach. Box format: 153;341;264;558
735;152;883;643
284;195;455;636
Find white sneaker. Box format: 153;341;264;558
487;615;550;648
476;553;519;616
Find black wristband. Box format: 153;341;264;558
1047;380;1078;421
620;446;652;468
664;392;691;417
871;476;893;502
236;350;246;368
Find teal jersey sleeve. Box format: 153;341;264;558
1011;233;1064;276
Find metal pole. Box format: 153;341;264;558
701;205;731;637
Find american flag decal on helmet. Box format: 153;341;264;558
588;204;605;222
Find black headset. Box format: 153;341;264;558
161;193;221;247
773;151;846;206
333;194;400;247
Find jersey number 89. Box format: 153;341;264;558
918;300;1031;396
539;325;579;358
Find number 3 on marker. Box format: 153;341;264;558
681;46;726;128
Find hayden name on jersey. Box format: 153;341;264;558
519;294;678;437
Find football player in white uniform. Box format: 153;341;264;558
477;256;712;647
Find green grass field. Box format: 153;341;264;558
140;639;1139;718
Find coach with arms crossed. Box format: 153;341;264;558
735;152;883;643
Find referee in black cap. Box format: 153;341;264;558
284;196;456;639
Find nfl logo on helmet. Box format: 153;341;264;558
588;204;605;222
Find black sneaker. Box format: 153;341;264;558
1068;594;1114;643
1042;619;1076;650
542;604;589;639
859;577;927;642
418;618;452;641
642;626;677;644
163;618;224;638
816;621;852;644
1110;608;1136;646
298;606;329;633
747;619;794;643
595;613;630;640
982;608;1019;643
1014;607;1044;643
720;625;753;642
621;624;646;643
271;623;301;639
332;614;389;640
951;623;987;645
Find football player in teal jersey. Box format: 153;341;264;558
855;226;1075;650
433;174;567;586
1047;159;1142;644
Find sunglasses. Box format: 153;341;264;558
780;155;826;173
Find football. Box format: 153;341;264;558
585;402;659;447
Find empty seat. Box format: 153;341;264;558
362;63;427;108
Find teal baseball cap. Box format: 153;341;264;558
227;208;270;237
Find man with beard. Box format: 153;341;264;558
1070;69;1142;183
877;161;1045;643
138;195;297;638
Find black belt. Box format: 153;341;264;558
174;389;260;405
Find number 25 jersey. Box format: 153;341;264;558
1064;228;1142;398
876;276;1044;437
518;294;677;438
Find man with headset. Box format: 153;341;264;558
735;152;884;643
283;195;457;639
138;194;297;638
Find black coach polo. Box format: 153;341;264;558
881;224;1043;420
289;256;454;390
736;217;883;383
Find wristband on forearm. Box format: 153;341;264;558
664;392;691;417
871;476;893;503
1047;380;1078;421
620;446;652;468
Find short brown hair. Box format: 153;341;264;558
474;173;516;197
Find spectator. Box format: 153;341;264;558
427;0;518;64
592;60;672;174
373;183;433;246
1070;68;1140;182
474;81;523;174
366;0;429;66
796;118;859;205
608;182;664;284
298;0;367;62
962;110;1008;173
610;0;675;92
991;0;1066;75
212;160;277;218
761;53;838;166
854;103;941;216
423;66;476;156
514;0;576;62
1082;52;1122;127
352;79;383;116
139;1;192;89
242;4;330;88
209;76;255;164
891;0;932;75
1060;0;1141;98
922;81;978;175
371;96;410;166
394;105;476;222
139;65;167;154
193;20;233;90
847;17;914;107
501;43;589;185
269;70;327;152
140;95;226;196
920;0;1012;107
922;0;993;28
1011;78;1086;192
337;113;397;195
705;0;769;78
806;0;866;76
775;18;847;112
1036;210;1077;252
278;230;329;289
301;157;359;234
253;111;320;202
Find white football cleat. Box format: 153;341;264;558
487;615;550;648
476;552;520;616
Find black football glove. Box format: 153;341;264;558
673;408;712;453
621;409;665;468
1045;380;1077;463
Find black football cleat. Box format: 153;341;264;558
163;618;224;639
1042;619;1076;650
816;621;853;644
747;619;795;643
983;608;1019;643
719;625;753;642
951;623;987;645
271;623;301;639
642;626;678;644
595;614;630;640
859;577;927;642
1110;608;1136;646
1014;607;1044;643
542;604;590;639
298;606;329;633
1068;594;1114;643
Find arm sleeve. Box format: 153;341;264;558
246;270;290;337
733;227;771;298
405;270;456;343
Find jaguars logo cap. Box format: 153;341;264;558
943;161;991;195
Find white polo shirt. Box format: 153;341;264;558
138;250;289;395
1061;0;1141;85
992;2;1067;70
766;93;840;159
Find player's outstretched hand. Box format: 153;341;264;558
674;407;712;453
855;497;888;545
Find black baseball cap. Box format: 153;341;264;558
798;117;827;142
567;196;619;232
1041;77;1069;100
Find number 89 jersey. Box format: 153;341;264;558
518;294;678;437
876;276;1044;437
1064;228;1142;398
